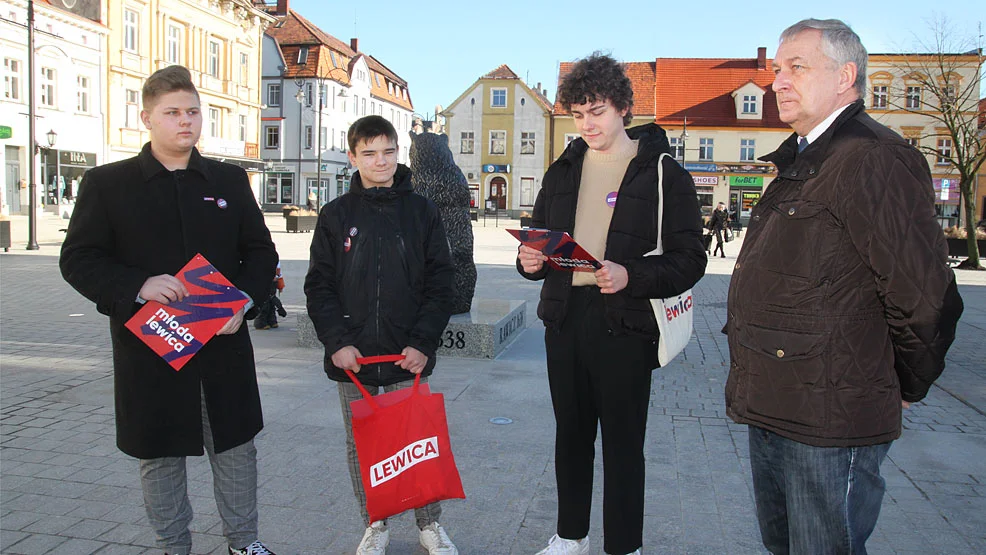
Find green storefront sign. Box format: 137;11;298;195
728;175;764;188
0;125;11;139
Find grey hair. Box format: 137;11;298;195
780;18;867;97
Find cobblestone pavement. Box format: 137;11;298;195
1;213;984;554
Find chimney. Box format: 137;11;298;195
275;0;288;15
350;38;359;52
536;81;542;91
757;47;766;70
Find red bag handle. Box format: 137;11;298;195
344;354;420;408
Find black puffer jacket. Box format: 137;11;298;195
517;124;707;358
725;100;964;447
305;165;455;386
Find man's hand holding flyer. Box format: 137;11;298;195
507;228;601;272
125;253;248;370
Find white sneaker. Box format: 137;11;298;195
356;521;389;555
536;534;590;554
419;522;458;554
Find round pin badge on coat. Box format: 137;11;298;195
606;192;618;207
349;227;358;237
216;198;228;209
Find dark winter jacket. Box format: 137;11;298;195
709;208;729;232
517;124;707;362
305;165;455;386
725;100;964;447
60;144;278;459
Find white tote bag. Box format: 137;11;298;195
647;153;695;367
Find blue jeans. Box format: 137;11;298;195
748;426;892;555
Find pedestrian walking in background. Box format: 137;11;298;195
59;65;279;555
725;19;964;555
304;115;458;555
709;202;730;258
517;52;706;555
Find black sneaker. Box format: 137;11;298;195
229;540;276;555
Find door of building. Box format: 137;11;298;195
5;158;21;213
489;176;507;210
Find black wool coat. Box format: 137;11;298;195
60;144;278;459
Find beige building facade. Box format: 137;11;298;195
105;0;274;196
443;65;552;217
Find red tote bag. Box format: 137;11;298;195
345;355;466;522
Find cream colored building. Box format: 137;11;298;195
865;52;983;228
443;65;552;217
105;0;274;197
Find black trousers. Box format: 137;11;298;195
713;229;725;257
544;286;655;555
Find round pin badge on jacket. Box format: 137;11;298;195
606;192;618;207
217;198;228;210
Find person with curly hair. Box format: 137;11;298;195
517;52;706;555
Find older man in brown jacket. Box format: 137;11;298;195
724;19;964;555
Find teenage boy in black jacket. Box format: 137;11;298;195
304;116;457;555
518;53;706;555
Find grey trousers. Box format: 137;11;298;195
138;389;259;555
338;377;442;529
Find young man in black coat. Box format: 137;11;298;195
304;116;457;555
518;53;706;555
709;202;730;258
59;66;278;555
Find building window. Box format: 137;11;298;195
318;83;327;107
698;138;714;161
239;53;249;85
267;83;281;107
76;75;90;113
125;89;139;128
742;95;758;114
872;85;888;109
40;67;56;107
491;88;507;108
4;58;21;100
264;125;279;148
942;84;957;107
298;47;308;65
209;107;221;137
521;132;536;155
669;136;683;160
239;114;247;142
937;138;952;164
906;86;921;109
304;82;313;107
460;131;474;154
564;133;579;147
304;125;313;149
319;126;327;150
340;130;347;152
208;40;221;78
740;138;756;162
905;137;919;149
361;98;366;116
520;177;538;207
166;25;181;64
123;8;138;52
490;130;506;155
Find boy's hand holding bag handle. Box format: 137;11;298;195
344;355;466;523
646;153;696;367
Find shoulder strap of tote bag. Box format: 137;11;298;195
655;152;671;255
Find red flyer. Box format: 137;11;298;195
506;228;601;272
124;253;248;371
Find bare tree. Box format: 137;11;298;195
881;18;984;270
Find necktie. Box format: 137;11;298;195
797;137;809;153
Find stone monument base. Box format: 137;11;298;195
295;299;527;359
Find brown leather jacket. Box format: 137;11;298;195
724;100;963;447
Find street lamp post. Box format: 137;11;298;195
315;80;322;208
26;0;38;250
294;85;305;207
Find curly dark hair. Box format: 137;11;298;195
556;52;634;126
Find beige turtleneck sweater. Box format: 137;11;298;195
571;139;638;286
